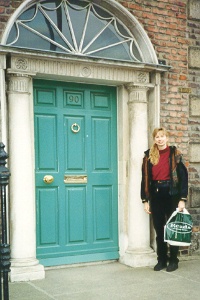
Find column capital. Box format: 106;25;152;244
6;71;34;94
7;68;36;77
125;83;154;104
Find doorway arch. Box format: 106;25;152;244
1;0;158;64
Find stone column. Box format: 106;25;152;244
121;83;156;267
0;54;7;144
7;72;45;282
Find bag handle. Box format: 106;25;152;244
176;207;189;214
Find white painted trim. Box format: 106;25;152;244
5;53;159;279
0;55;7;147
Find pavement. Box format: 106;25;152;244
9;256;200;300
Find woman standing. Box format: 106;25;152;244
141;127;188;272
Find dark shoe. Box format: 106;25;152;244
166;262;178;272
154;261;167;271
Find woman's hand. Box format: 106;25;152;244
144;202;151;214
178;200;185;212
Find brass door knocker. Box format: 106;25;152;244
71;123;80;133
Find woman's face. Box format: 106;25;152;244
154;131;168;150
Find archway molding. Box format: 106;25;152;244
1;0;158;65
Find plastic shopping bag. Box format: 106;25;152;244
164;208;193;246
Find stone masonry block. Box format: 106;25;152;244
189;47;200;69
190;95;200;117
189;143;200;162
189;187;200;208
189;0;200;20
190;232;200;254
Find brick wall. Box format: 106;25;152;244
0;1;22;36
119;0;189;152
118;0;200;255
0;0;200;255
187;0;200;255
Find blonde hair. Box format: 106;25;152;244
149;127;169;165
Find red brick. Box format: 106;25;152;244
0;1;10;6
177;37;190;44
166;5;179;12
120;2;128;8
129;3;143;10
152;8;170;16
142;12;160;20
144;26;159;33
179;75;187;80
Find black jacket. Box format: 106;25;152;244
141;146;188;202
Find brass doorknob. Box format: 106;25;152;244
43;175;54;184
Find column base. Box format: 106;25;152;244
120;247;157;268
9;259;45;282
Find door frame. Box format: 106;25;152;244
2;49;168;281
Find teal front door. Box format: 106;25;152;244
34;80;119;266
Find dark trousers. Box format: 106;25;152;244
150;183;179;263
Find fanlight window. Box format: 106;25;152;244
6;0;143;62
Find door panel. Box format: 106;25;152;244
66;187;86;243
37;188;59;245
94;186;112;240
65;116;85;170
35;115;58;170
92;117;111;170
34;80;118;266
